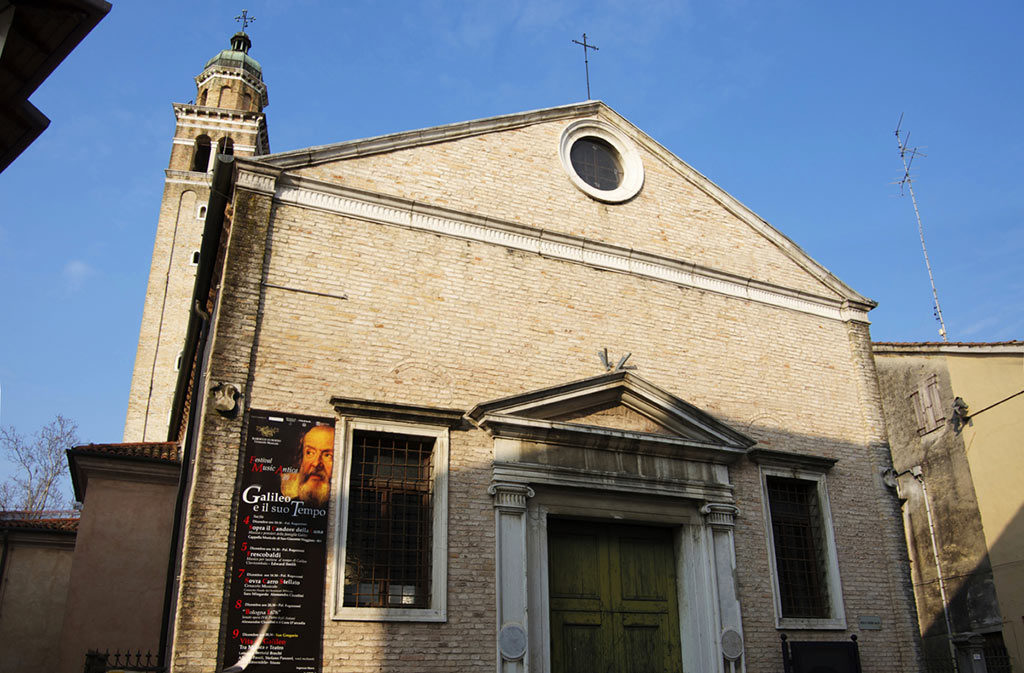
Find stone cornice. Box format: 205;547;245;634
194;69;269;106
746;447;838;471
608;110;873;309
232;163;871;323
478;414;749;464
1;528;77;548
250;101;873;309
467;370;757;450
164;169;211;186
263;102;602;168
174;104;263;124
873;341;1024;355
235;162;281;195
68;453;181;501
330;397;465;428
492;462;734;502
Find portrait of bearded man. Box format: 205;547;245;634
280;425;335;507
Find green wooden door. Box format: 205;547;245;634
548;519;683;673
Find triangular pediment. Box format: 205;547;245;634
467;371;755;461
251;101;874;310
548;402;676;436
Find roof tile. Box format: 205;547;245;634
0;514;79;532
70;442;180;463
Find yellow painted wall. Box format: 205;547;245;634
946;351;1024;667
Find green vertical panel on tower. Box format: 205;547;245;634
548;520;683;673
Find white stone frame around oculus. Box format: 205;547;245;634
758;463;847;630
559;118;645;203
329;417;449;622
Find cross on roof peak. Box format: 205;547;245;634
572;33;599;100
235;9;254;32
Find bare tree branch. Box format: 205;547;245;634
0;415;79;515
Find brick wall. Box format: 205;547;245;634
168;112;921;672
124;101;265;441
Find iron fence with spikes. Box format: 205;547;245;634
83;649;165;673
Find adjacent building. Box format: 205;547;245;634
0;514;77;673
874;341;1024;673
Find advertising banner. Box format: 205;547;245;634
223;409;336;672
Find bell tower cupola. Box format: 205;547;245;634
165;27;271;173
195;31;268;114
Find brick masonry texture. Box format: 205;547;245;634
295;112;840;300
125;93;266;442
124;183;203;442
168;113;922;672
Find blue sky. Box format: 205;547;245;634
0;0;1021;452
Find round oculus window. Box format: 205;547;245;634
570;137;622;191
558;119;644;203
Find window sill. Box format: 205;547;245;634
776;616;847;631
332;606;446;622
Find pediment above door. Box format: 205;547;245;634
467;371;755;465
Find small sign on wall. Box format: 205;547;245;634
858;615;883;630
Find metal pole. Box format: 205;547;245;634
896;121;948;341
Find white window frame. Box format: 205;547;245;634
760;465;846;630
330;418;448;622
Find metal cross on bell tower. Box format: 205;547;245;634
235;9;255;32
572;33;599;100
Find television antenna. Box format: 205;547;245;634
895;114;948;342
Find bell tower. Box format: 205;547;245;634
123;30;270;442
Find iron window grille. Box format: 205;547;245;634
343;431;434;609
982;632;1013;673
767;476;831;619
570;137;622;190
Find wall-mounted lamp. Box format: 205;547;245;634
950;396;969;433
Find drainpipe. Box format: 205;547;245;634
910;465;959;673
158;154;235;665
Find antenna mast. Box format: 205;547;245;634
895;115;948;342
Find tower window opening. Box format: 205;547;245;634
191;250;200;265
191;135;211;172
217;137;234;157
242;92;252;111
217;85;231;107
198;89;207;106
197;205;207;220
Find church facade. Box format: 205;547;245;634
124;32;923;673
